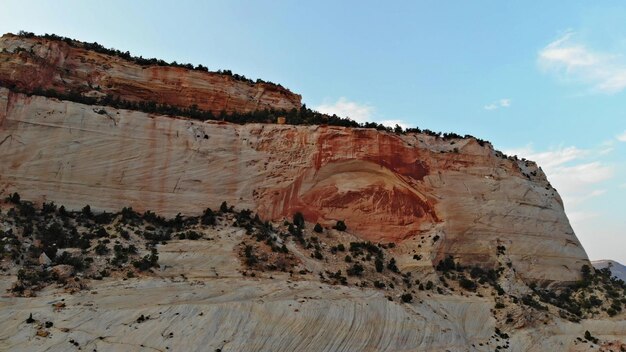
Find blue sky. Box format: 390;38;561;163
1;1;624;262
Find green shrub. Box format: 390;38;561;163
121;206;139;222
436;256;456;272
521;295;547;311
198;207;214;225
375;257;384;273
387;258;399;273
333;220;347;231
293;212;305;228
182;231;201;240
244;245;258;266
584;330;598;344
94;241;109;255
459;277;477;291
132;248;159;271
8;192;21;204
82;205;93;218
55;252;86;270
41;202;57;214
401;293;413;303
326;270;348;285
19;202;36;218
347;263;364;276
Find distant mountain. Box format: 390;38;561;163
592;260;626;281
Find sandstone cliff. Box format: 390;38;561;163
0;87;589;283
0;34;301;114
0;33;622;351
0;33;590;284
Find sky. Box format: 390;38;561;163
1;1;624;263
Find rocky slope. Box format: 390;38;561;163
0;201;624;352
3;260;624;352
0;34;301;114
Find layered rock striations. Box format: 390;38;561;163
0;34;301;114
0;34;589;283
0;88;589;283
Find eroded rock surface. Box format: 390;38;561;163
0;223;623;352
0;88;589;283
0;34;301;114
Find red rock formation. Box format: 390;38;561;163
0;34;301;115
254;128;438;241
0;35;590;283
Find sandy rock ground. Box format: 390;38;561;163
1;226;624;352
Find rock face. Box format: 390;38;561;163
5;275;624;352
0;34;301;115
51;264;75;280
38;253;51;266
0;34;590;284
0;87;589;283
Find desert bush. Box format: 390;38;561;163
94;241;109;255
333;220;347;231
401;293;413;303
436;256;456;272
347;263;364;277
201;208;216;225
132;248;158;271
375;257;384;273
387;258;399;273
293;212;305;228
458;276;477;291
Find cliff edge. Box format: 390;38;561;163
0;33;301;115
